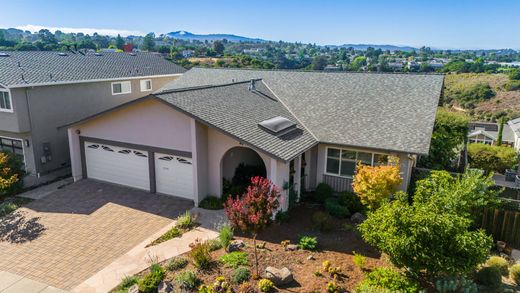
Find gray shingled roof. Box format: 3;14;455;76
155;81;317;161
157;68;444;155
469;121;515;142
0;51;186;87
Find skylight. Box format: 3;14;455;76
259;116;296;135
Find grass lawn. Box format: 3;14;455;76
117;205;388;292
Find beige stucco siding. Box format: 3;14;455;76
68;98;192;181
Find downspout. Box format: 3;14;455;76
24;87;38;178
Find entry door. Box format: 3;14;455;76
84;142;150;190
154;153;194;199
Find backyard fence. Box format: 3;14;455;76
476;207;520;249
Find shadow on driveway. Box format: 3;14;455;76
0;210;45;243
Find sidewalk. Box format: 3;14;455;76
0;271;68;293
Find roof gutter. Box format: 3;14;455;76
7;73;184;89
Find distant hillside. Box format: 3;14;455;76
328;44;417;52
166;31;267;43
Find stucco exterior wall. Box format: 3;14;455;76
315;143;414;193
68;98;192;180
0;87;31;133
3;75;179;175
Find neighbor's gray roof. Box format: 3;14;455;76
469;121;515;142
508;117;520;135
158;68;444;154
154;80;317;161
0;51;186;87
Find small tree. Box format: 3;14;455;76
352;157;402;210
224;176;280;277
0;152;24;197
359;169;498;281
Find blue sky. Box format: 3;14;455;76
1;0;519;49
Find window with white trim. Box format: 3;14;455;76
111;81;132;95
0;90;13;112
140;79;152;92
325;147;389;177
0;137;23;158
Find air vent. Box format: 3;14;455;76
0;53;9;57
57;52;68;56
129;53;137;56
94;52;103;56
258;116;297;135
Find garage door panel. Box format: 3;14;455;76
85;142;150;190
155;154;193;199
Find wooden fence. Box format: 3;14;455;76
476;208;520;249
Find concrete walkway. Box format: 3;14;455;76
72;208;224;293
0;271;68;293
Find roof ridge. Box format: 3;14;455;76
154;78;263;95
191;66;445;76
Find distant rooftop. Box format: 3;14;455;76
0;51;186;88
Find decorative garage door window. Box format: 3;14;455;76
0;137;24;158
158;155;192;164
86;144;148;159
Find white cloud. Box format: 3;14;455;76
15;24;145;37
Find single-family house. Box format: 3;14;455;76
0;51;185;176
63;68;443;209
508;118;520;151
468;121;515;147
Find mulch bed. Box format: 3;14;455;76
151;204;388;292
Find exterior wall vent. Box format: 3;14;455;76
258;116;297;135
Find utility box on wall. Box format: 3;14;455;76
41;142;52;164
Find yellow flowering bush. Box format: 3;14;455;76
0;152;24;197
352;157;402;210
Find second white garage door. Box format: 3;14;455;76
155;153;194;199
84;142;150;190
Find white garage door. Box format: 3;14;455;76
155;153;194;199
84;142;150;190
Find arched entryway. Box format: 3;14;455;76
221;146;267;197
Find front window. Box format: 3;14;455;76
0;90;12;112
325;147;389;177
0;137;24;158
111;81;132;95
140;79;152;92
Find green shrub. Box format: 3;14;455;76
166;256;188;271
325;197;350;218
339;191;364;214
275;210;290;223
199;196;224;210
175;270;199;290
257;278;274;292
220;251;249;268
0;151;24;197
434;276;477;293
298;235;318;250
485;256;509;276
176;211;195;230
232;267;251;284
357;267;420;293
190;242;212;270
475;266;502;290
314;183;333;203
510;264;520;285
116;276;139;292
353;251;366;270
219;224;234;248
450;82;495;108
311;211;333;231
207;238;223;251
468;143;518;174
505;80;520;91
138;264;165;293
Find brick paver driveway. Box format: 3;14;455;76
0;179;193;290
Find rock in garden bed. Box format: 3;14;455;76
264;266;294;286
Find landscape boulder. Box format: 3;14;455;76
350;212;367;224
264;266;293;286
158;281;175;293
286;244;298;251
227;239;245;252
128;284;139;293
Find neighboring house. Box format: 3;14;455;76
468;121;515;147
63;68;443;209
0;51;186;176
508;118;520;151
